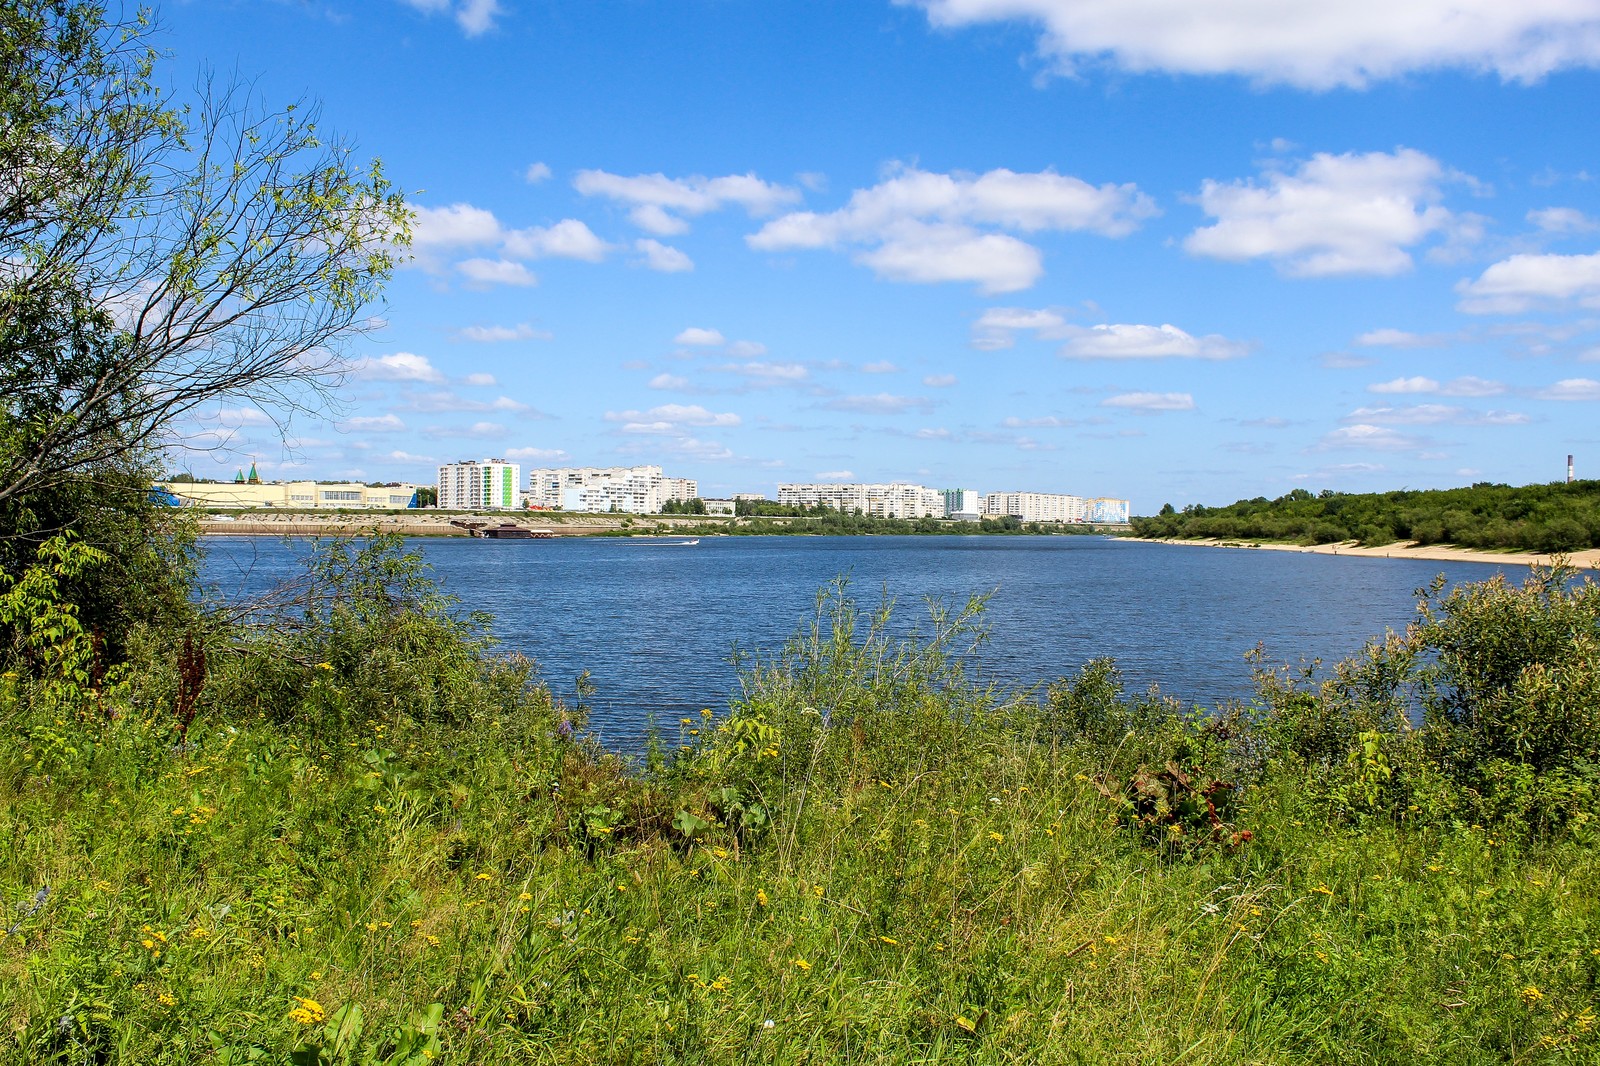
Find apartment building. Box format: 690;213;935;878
437;459;521;510
1085;497;1132;523
525;465;697;513
983;491;1087;524
941;488;982;521
156;481;420;509
778;482;944;518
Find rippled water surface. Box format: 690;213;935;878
198;535;1516;748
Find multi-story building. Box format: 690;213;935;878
525;465;697;513
983;491;1087;524
155;480;421;509
1084;497;1132;524
941;488;982;522
437;459;521;510
778;482;944;518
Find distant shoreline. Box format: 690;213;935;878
1143;536;1600;570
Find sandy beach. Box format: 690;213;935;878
1149;537;1600;571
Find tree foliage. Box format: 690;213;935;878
1132;480;1600;552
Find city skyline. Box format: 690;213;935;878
157;1;1600;510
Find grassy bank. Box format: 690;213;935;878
3;540;1599;1063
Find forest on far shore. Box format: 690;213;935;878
1131;479;1600;552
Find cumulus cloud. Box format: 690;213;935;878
900;0;1600;88
1533;377;1600;401
503;220;611;262
1058;323;1248;360
1315;423;1428;450
970;306;1071;350
604;404;742;431
412;203;502;250
340;414;407;432
506;446;570;461
924;373;958;386
1185;149;1463;277
457;258;536;287
649;373;688;389
1100;391;1195;411
1002;415;1076;428
457;323;551;343
1528;207;1600;234
1343;404;1528;425
1367;375;1506;396
727;340;768;357
357;352;445;383
825;393;937;414
635;239;694;272
749;164;1155;294
463;372;498;387
675;327;726;346
574;170;801;234
525;162;552;184
1456;252;1600;313
815;470;856;480
862;361;900;373
1356;328;1450;347
719;362;809;384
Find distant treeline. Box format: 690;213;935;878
1132;480;1600;552
664;511;1108;537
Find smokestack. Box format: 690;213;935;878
1569;454;1576;484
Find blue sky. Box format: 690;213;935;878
163;0;1600;511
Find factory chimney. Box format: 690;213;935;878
1569;454;1576;484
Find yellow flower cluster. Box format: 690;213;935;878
289;997;325;1025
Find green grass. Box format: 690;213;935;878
3;554;1600;1063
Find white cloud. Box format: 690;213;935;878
454;0;501;35
1356;328;1450;347
1344;404;1528;426
635;238;694;272
503;220;611;262
720;362;809;384
1002;415;1076;427
358;352;445;383
412;203;501;249
727;340;768;357
924;373;959;386
1100;391;1195;411
574;170;801;234
340;414;407;432
377;450;437;465
506;446;570;461
675;327;726;346
749;164;1155;294
863;360;900;373
525;162;552;184
1457;252;1600;313
1315;423;1427;450
605;404;742;430
1528;206;1600;234
491;396;531;412
458;323;550;343
815;470;855;480
1367;375;1507;397
900;0;1600;88
825;393;936;414
1533;377;1600;401
971;306;1071;350
1185;149;1461;277
649;373;688;389
1058;323;1248;360
463;372;498;387
215;407;274;427
457;258;536;287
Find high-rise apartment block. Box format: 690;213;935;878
525;465;697;513
983;491;1086;523
437;459;521;510
941;488;982;521
777;482;944;518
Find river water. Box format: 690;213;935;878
197;534;1517;749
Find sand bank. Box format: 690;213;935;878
1147;537;1600;571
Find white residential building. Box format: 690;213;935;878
941;488;982;521
437;459;522;510
525;465;697;513
778;482;944;518
1085;497;1132;523
983;491;1087;524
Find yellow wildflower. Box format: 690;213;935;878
289;997;325;1025
792;957;811;972
519;891;533;901
988;831;1004;844
756;889;769;908
315;662;333;671
1521;986;1545;1004
1311;884;1333;895
878;936;898;945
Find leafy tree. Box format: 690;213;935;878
1;0;409;511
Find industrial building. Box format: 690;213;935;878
156;478;420;510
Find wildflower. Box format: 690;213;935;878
1314;951;1328;963
141;939;155;951
988;832;1004;844
475;873;494;882
1521;986;1545;1004
756;889;769;908
1311;884;1333;895
700;708;712;719
710;847;729;859
878;936;898;945
289;998;325;1025
519;891;533;901
763;1019;775;1030
813;884;824;898
158;992;177;1006
680;718;692;726
365;922;378;932
792;957;811;972
423;934;441;947
189;927;210;940
315;662;333;671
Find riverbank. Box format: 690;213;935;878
1148;536;1600;569
196;512;724;537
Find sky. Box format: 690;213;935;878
157;0;1600;511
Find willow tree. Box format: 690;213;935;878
0;0;410;514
